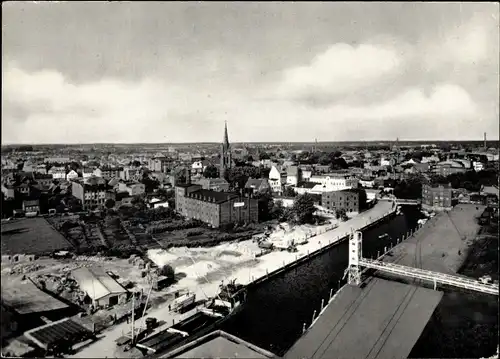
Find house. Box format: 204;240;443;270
421;155;440;163
71;176;107;210
195;178;230;192
44;157;70;164
309;171;358;192
118;181;146;196
413;162;431;173
148;156;171;173
81;167;94;179
121;166;142;181
191;160;212;175
422;183;453;211
2;184;15;199
244;178;270;194
268;166;282;194
94;166;123;180
359;178;375;188
22;199;40;214
15;183;31;196
150;198;170;209
22;162;34;173
71;267;128;308
66;170;79;181
33;165;48;174
473;161;485;172
286;166;301;186
48;167;66;180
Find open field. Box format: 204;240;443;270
1;217;73;255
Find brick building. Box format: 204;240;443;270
321;188;367;214
175;174;258;228
422;183;453;211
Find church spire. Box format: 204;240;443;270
223;121;230;148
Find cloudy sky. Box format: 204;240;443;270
2;2;499;144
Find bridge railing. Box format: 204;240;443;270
359;258;498;295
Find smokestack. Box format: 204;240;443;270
484;132;487;150
185;168;191;185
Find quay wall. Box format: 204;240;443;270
244;203;397;290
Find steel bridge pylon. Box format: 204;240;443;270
345;230;363;286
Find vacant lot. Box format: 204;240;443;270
1;217;74;255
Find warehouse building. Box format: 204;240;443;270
321;188;368;214
175;172;258;228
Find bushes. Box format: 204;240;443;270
186;229;204;237
146;219;200;234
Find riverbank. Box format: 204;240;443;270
409;206;499;358
71;200;394;358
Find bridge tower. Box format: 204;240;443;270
347;230;363;285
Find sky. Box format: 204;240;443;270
2;2;499;144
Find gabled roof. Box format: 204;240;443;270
71;267;127;301
245;178;267;189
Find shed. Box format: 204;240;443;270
71;267;128;308
24;317;93;352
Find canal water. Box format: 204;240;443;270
222;206;423;356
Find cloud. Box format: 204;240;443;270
330;84;476;120
275;43;403;102
422;12;498;72
1;65;231;144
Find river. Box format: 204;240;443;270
222;205;423;356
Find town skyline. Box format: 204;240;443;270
2;2;499;144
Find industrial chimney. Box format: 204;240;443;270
484;132;487;150
185;168;191;185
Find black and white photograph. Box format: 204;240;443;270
1;2;499;358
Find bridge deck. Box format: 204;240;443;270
360;258;499;295
284;278;443;359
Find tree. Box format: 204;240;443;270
259;152;270;160
225;166;260;189
282;186;296;197
160;264;175;278
270;200;284;220
292;193;316;224
105;199;115;209
203;165;219;179
336;208;348;221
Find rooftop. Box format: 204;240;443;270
2;279;69;315
284;278;443;359
71;267;127;301
163;330;275;358
186;189;240;204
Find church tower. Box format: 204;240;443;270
220;121;232;178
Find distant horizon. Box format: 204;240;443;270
2;139;499;147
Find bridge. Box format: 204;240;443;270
345;231;498;296
379;197;421;205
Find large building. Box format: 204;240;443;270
220;122;232;179
309;171;359;192
71;176;107;210
321;188;367;214
422;183;453;211
432;161;467;177
175;172;258;228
